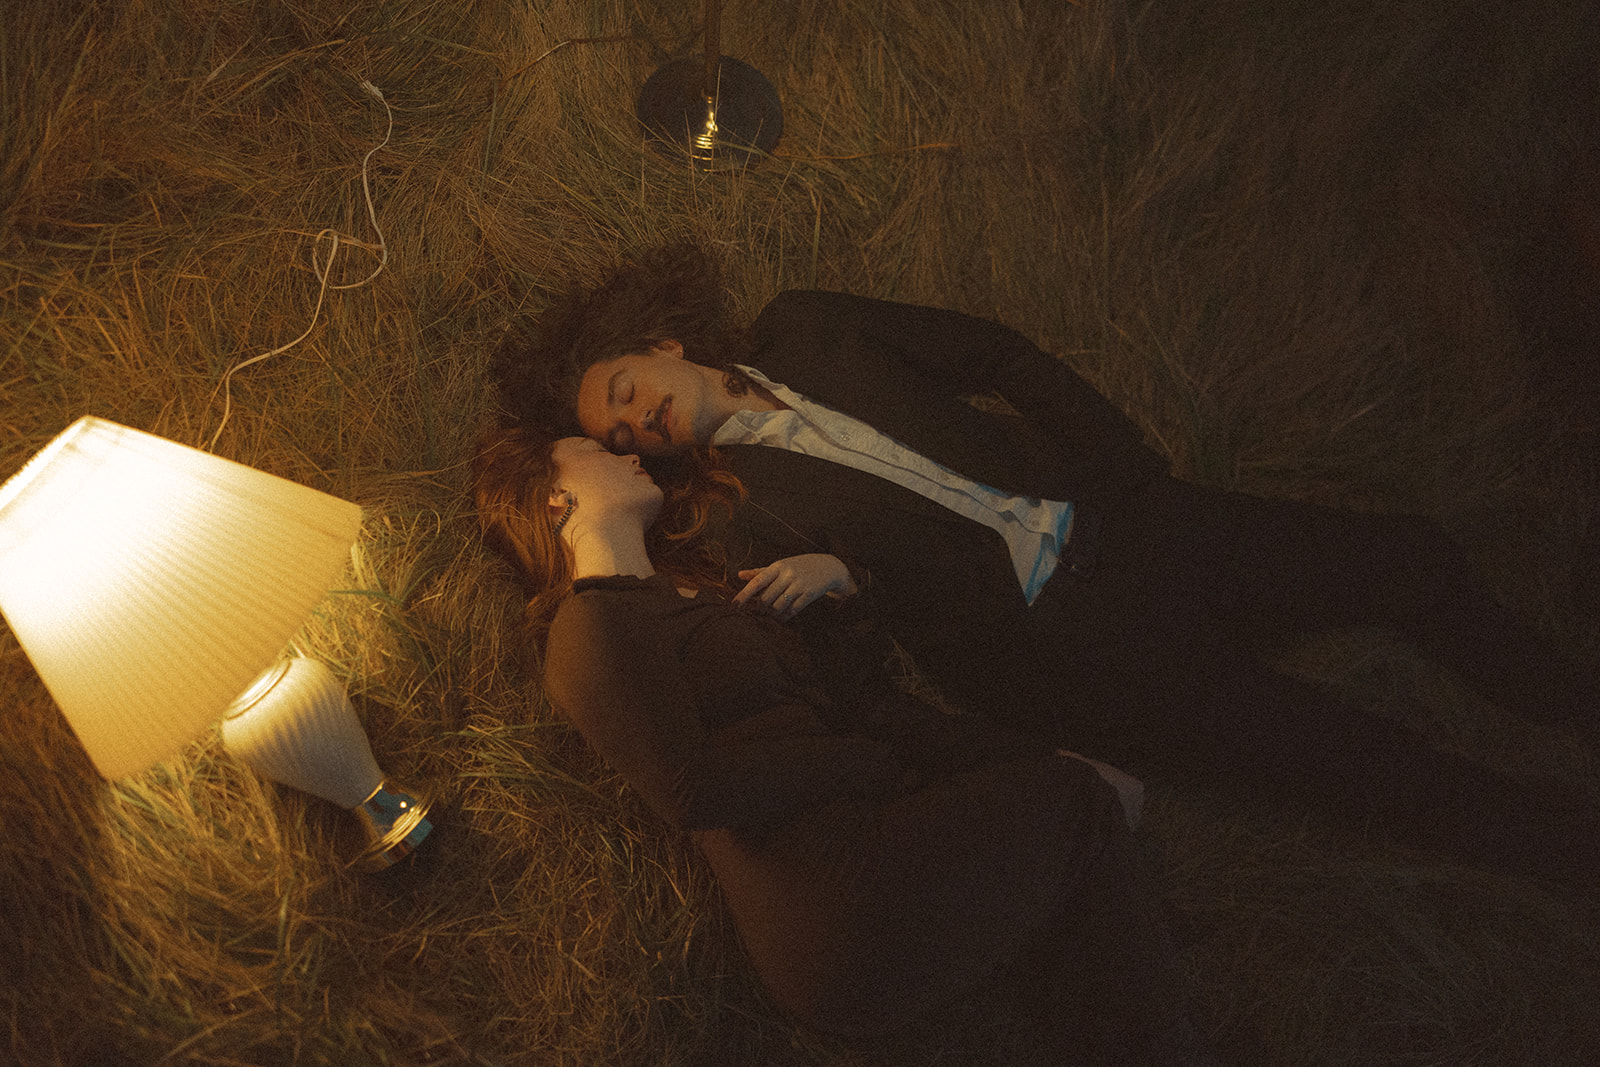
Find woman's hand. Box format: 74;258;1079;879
734;554;859;620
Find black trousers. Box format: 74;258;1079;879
1009;827;1218;1066
1028;477;1598;890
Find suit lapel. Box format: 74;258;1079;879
746;306;1063;499
722;444;958;525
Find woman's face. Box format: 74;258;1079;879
550;436;663;526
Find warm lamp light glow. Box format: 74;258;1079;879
0;417;362;779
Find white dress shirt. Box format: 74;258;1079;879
711;366;1075;605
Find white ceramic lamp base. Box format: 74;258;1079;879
222;657;431;872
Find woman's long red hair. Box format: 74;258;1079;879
472;424;744;647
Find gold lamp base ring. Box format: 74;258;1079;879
351;781;433;873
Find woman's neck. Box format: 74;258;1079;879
565;512;655;581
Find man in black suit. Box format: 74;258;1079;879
495;244;1598;891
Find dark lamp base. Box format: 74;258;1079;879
637;55;783;170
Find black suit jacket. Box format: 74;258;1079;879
743;289;1166;506
710;290;1170;730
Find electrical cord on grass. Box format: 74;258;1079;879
206;78;392;453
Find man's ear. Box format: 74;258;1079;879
548;488;574;509
651;339;684;359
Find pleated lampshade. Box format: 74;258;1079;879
0;416;362;779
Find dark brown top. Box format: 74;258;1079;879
542;574;1124;1037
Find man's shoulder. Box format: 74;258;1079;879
761;287;852;310
754;289;1017;352
750;289;912;369
754;288;850;331
748;291;848;376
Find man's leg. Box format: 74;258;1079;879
1005;820;1217;1066
1116;653;1600;895
1213;491;1595;726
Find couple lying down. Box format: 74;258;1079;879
474;426;1217;1065
475;249;1598;1061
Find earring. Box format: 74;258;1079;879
551;495;578;535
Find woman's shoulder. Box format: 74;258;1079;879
544;580;678;697
570;573;673;595
553;575;703;638
543;577;739;697
557;575;666;625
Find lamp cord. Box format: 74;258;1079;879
206;79;393;453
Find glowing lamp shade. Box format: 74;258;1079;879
0;416;362;779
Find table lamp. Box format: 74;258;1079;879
0;416;431;871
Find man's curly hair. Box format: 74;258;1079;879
489;240;747;437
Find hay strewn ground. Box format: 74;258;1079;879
4;0;1599;1063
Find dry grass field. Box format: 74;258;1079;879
3;0;1599;1063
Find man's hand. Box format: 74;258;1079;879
734;554;858;620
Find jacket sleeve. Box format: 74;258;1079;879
543;594;904;833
